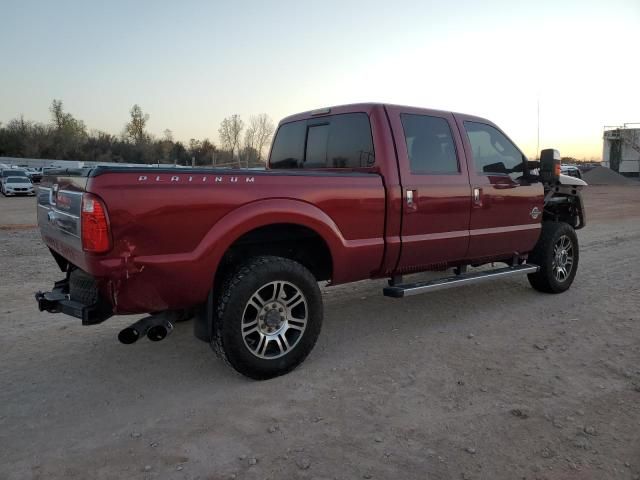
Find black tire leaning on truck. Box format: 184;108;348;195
69;268;99;305
527;221;579;294
211;255;323;380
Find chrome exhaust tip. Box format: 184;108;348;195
147;321;174;342
117;327;141;344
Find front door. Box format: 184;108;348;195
386;106;472;273
454;115;543;261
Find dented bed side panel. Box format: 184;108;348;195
39;169;387;315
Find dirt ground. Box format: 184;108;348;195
1;186;639;480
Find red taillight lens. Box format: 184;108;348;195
554;161;561;178
81;194;111;253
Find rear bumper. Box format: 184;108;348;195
35;277;113;325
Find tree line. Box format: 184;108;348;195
0;100;275;167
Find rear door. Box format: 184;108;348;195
455;116;543;260
386;106;471;272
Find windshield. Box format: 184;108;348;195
2;170;27;177
7;177;31;184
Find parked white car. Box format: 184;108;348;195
1;176;36;196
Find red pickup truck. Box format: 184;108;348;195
35;103;587;379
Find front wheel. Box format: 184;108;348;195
211;256;323;380
527;221;579;293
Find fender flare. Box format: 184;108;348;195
198;198;346;283
191;199;345;343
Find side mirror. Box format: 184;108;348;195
539;148;561;183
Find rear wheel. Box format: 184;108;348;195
211;256;323;380
527;221;579;293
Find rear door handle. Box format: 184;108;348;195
473;187;482;205
406;189;414;206
406;189;417;211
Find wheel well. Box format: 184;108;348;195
215;224;333;287
543;193;585;229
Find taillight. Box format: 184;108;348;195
81;193;111;253
554;162;561;178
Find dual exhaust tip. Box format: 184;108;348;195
118;315;174;345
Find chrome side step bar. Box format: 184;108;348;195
383;264;539;298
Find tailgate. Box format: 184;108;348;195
37;169;91;264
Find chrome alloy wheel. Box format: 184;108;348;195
552;234;574;282
241;281;308;359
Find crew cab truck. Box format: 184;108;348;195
35;103;587;379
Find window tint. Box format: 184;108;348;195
270;113;374;169
7;177;29;183
305;124;329;168
269;121;306;168
400;114;459;174
464;122;525;179
325;114;374;168
2;170;27;177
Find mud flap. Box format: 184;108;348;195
194;288;215;342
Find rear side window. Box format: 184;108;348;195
400;114;459;174
464;121;525;179
270;113;375;169
268;121;306;168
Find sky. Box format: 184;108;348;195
1;0;638;160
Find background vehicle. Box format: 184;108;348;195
1;168;29;193
2;176;35;196
34;103;587;379
561;165;583;179
25;167;43;183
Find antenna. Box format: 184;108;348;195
536;97;540;159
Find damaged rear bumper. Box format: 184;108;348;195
35;277;113;325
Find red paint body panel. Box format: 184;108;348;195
82;172;386;313
38;103;545;316
453;113;544;260
385;105;472;272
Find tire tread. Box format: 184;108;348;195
212;255;322;379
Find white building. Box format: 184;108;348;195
602;124;640;177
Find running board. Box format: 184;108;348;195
383;264;539;298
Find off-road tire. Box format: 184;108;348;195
69;269;99;304
211;256;323;380
528;221;579;293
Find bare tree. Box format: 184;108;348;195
125;104;149;144
251;114;275;161
50;99;66;130
242;122;257;167
48;99;87;159
218;114;244;166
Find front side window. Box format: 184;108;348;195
401;114;459;174
464;122;525;180
269;113;375;169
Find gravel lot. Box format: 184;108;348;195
1;186;639;480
